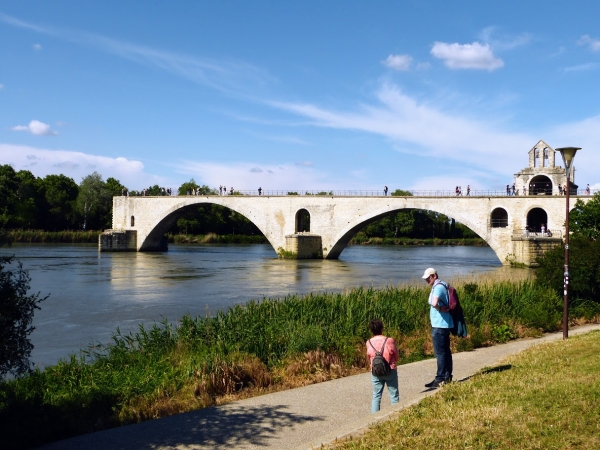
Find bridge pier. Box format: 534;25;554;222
279;233;323;259
509;235;563;267
99;230;137;252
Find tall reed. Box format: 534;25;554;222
7;230;101;243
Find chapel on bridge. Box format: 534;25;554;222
513;139;577;195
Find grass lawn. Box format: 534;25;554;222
332;330;600;449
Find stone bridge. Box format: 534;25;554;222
101;193;588;266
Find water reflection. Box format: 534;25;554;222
3;243;515;368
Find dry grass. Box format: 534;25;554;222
331;330;600;450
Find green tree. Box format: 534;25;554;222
0;165;19;227
178;179;200;196
570;192;600;241
76;172;112;230
535;236;600;302
391;189;413;196
40;174;79;230
105;177;127;197
536;192;600;302
14;170;44;229
145;185;165;196
0;231;48;378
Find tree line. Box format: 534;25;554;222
0;166;477;238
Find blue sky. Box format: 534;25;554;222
1;1;599;192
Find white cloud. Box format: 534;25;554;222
382;54;413;71
270;82;535;178
431;41;504;71
11;120;58;136
578;35;600;52
33;43;42;51
478;27;530;51
563;63;598;73
0;144;169;189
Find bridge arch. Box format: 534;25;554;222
491;208;508;228
138;200;276;252
326;204;494;260
295;209;310;232
529;175;553;195
527;207;548;233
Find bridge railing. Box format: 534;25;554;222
512;229;563;239
132;189;597;197
157;189;596;197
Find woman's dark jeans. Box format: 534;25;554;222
432;327;453;381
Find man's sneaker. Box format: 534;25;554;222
424;379;442;388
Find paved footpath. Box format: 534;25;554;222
40;324;600;450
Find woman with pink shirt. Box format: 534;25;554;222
366;319;400;413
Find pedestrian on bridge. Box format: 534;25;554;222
258;187;262;195
384;186;388;196
367;319;399;413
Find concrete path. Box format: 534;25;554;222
39;324;600;450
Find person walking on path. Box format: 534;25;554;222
366;319;399;413
384;186;388;196
422;267;453;388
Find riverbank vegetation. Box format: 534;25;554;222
4;230;484;247
330;330;600;450
6;229;101;243
1;279;599;448
349;234;486;246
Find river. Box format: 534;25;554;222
3;243;521;368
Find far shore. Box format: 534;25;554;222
5;230;487;247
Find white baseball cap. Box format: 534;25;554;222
422;268;437;279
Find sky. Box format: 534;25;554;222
1;1;600;193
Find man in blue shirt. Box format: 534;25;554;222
422;267;453;388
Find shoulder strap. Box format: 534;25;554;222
380;337;388;354
368;337;388;355
435;280;450;308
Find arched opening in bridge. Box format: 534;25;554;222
295;209;310;233
529;175;553;195
131;215;135;226
490;208;508;228
527;208;548;233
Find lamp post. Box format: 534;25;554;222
556;146;581;339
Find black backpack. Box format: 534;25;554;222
369;337;391;377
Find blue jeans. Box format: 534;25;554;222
432;328;452;382
371;369;399;413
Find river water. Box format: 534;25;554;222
4;243;515;368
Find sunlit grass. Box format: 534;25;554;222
331;330;600;450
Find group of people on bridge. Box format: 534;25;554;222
455;185;471;196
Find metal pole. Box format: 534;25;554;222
563;169;570;339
